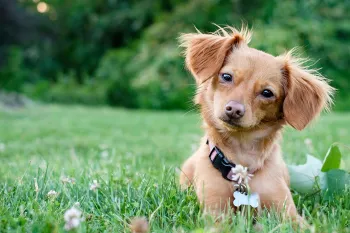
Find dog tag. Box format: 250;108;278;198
233;191;259;208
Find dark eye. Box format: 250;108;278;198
261;89;274;98
220;73;233;82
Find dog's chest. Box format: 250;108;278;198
224;140;267;171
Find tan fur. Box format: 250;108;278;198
279;50;334;130
178;26;334;224
179;26;252;84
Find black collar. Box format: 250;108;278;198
207;140;237;181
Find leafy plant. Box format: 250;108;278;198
95;48;137;108
288;144;349;199
0;47;32;92
2;0;349;110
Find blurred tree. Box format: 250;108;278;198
0;0;36;66
17;0;186;83
0;0;40;90
0;0;349;110
104;0;349;109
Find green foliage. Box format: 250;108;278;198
0;0;349;110
320;169;350;199
288;144;350;199
0;47;34;92
96;46;194;109
98;0;350;110
23;73;108;105
96;49;136;108
129;46;193;110
18;0;181;80
321;144;342;172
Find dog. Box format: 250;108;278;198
178;26;334;223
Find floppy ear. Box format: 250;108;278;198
179;28;249;84
282;55;334;130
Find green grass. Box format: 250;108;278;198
0;105;349;232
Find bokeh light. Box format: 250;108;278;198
37;2;49;13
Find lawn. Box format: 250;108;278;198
0;105;349;232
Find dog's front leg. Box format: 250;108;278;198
179;154;197;189
193;155;234;217
249;169;307;227
250;176;297;216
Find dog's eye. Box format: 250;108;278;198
220;73;233;82
261;89;274;98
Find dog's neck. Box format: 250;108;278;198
204;121;283;172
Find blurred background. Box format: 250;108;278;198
0;0;349;111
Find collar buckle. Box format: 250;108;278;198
209;146;236;181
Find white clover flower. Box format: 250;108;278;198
64;206;83;231
304;138;312;146
61;176;76;184
89;180;100;191
101;150;109;158
231;165;254;185
47;190;58;198
61;176;69;183
0;143;5;152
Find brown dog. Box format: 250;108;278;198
178;27;334;221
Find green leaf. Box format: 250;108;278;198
320;169;350;199
288;155;322;194
321;144;342;172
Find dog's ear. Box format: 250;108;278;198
179;28;250;84
281;53;334;130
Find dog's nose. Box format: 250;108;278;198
225;101;245;119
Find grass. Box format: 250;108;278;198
0;105;349;232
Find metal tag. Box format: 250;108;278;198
233;191;259;208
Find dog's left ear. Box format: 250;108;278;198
281;55;335;130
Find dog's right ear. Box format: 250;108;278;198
179;29;248;84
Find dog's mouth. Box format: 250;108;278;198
219;118;244;129
219;117;279;133
218;117;258;132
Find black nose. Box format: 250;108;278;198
225;101;245;119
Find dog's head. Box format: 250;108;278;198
180;27;334;132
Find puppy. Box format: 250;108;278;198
178;27;334;221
